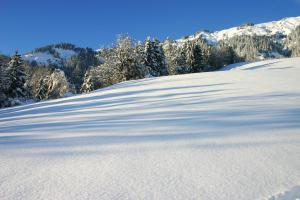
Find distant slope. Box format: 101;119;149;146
179;16;300;43
0;57;300;200
24;48;77;66
23;43;80;66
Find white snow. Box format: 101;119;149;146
178;16;300;44
214;16;300;40
1;57;300;200
54;48;77;60
24;52;56;65
23;48;77;66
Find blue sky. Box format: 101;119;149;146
0;0;299;55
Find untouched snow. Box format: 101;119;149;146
23;48;77;66
1;57;300;200
23;52;56;65
178;16;300;43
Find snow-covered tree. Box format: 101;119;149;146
183;40;204;73
163;39;204;75
288;25;300;57
46;69;70;99
115;35;146;81
7;51;27;99
144;37;168;77
27;67;71;100
226;35;286;61
0;63;11;92
81;62;120;93
80;69;95;93
163;39;187;75
0;63;10;107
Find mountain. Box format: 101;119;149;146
175;16;300;61
23;43;86;66
24;45;78;67
1;57;300;200
178;16;300;44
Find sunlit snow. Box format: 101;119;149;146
0;57;300;200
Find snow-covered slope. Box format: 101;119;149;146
179;16;300;43
23;47;78;66
1;58;300;200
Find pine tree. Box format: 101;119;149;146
115;35;146;81
191;44;203;72
7;51;27;99
176;44;189;74
144;37;168;77
184;41;203;73
35;75;50;100
163;39;190;75
162;38;178;75
0;63;10;107
80;69;94;93
288;25;300;57
0;63;11;93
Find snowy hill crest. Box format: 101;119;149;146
23;43;81;66
179;16;300;43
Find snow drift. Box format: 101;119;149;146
0;57;300;200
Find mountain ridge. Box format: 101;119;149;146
178;16;300;44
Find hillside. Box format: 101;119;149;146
0;57;300;200
179;16;300;43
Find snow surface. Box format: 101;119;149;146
23;48;77;66
1;57;300;200
178;16;300;44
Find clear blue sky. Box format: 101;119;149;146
0;0;299;55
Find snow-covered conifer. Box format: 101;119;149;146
144;37;168;77
7;51;27;98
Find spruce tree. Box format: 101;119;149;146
35;76;50;100
144;37;156;76
80;70;94;93
192;44;203;72
115;35;145;81
153;38;168;76
144;37;168;77
288;25;300;57
7;51;27;99
0;63;10;107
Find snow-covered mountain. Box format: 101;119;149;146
178;16;300;44
22;43;83;67
1;57;300;200
24;48;77;66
